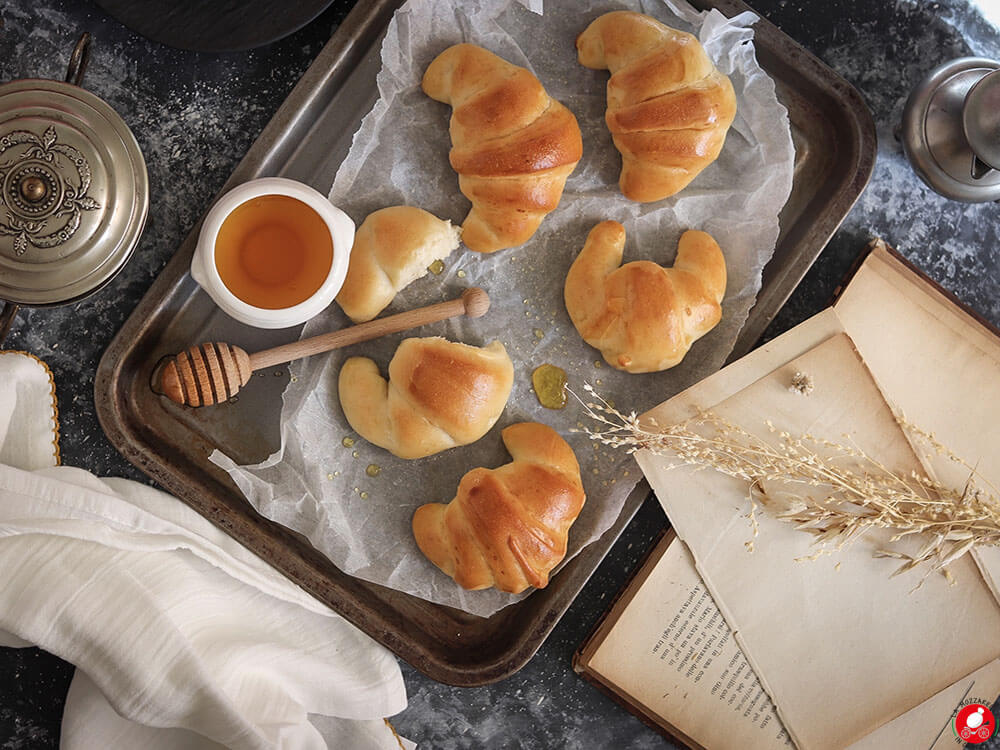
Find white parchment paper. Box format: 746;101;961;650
212;0;794;617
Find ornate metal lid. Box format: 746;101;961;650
0;79;148;306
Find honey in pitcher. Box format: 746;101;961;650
214;194;333;309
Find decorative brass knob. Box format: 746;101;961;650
18;175;48;203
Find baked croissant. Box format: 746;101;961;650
564;220;726;373
422;43;583;253
576;11;737;202
339;337;514;459
412;422;586;593
336;206;460;323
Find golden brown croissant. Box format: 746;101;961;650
564;220;726;373
576;11;737;202
338;336;514;459
412;422;586;593
421;43;583;253
336;206;460;323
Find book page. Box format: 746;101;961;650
834;247;1000;604
637;334;1000;749
852;659;1000;750
587;537;792;750
641;308;845;429
583;533;1000;750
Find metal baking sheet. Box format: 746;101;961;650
95;0;875;685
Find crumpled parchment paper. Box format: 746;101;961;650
212;0;795;617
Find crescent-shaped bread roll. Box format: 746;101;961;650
576;11;737;202
564;220;726;373
412;422;586;593
336;206;460;323
422;43;583;253
339;337;514;459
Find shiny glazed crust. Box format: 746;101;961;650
564;220;726;373
338;336;514;459
422;43;583;253
576;10;737;202
411;422;586;593
336;206;460;323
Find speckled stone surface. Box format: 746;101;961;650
1;1;999;748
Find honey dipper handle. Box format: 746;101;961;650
247;287;490;371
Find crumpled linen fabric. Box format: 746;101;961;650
0;351;410;749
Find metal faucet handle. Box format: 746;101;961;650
964;68;1000;176
900;57;1000;202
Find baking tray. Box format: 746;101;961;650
95;0;876;685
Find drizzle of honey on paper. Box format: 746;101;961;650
215;194;332;309
532;363;568;409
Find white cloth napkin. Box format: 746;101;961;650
0;351;410;750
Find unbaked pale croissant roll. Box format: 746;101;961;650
339;336;514;459
564;220;726;373
422;43;583;253
576;11;737;202
412;422;586;593
336;206;460;323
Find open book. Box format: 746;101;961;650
574;242;1000;749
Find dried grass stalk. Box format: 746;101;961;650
575;384;1000;580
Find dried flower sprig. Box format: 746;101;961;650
574;384;1000;580
789;371;814;396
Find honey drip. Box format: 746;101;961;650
214;194;333;309
532;363;568;409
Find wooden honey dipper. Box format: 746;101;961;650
155;287;490;407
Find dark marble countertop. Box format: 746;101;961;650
2;0;999;748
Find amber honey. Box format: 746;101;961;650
532;363;568;409
214;194;333;309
